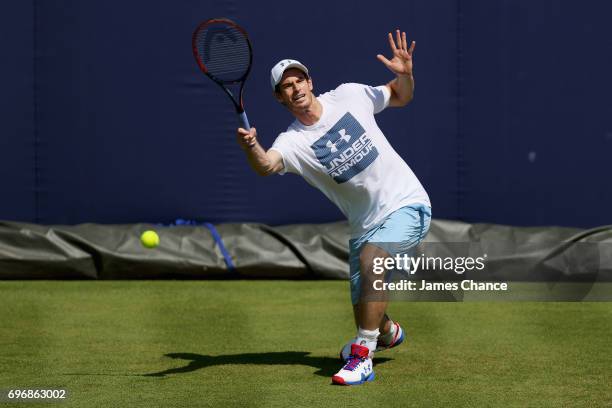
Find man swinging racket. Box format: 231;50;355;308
236;29;431;385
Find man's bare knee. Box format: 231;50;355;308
359;244;389;271
359;244;392;302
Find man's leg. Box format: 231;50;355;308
332;243;390;385
358;243;390;328
352;305;392;334
352;243;390;350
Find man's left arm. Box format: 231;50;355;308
377;30;416;107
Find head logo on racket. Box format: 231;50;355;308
192;18;253;129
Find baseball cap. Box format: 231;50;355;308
270;59;309;91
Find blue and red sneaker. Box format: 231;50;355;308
339;322;405;361
332;344;375;385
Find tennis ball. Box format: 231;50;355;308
140;230;160;249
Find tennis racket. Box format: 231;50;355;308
192;18;253;130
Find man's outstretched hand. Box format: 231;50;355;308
377;29;415;77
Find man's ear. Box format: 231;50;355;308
308;77;313;92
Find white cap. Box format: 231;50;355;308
270;59;309;90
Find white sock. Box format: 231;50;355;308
379;320;397;345
355;327;379;354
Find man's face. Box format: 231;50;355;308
275;68;314;111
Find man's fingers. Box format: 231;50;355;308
238;127;257;136
396;30;402;52
409;40;416;55
387;32;397;52
377;54;392;67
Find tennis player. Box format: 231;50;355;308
236;30;431;385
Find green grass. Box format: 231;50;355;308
0;281;611;407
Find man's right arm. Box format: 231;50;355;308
236;127;284;176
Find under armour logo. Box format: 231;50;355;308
325;129;351;153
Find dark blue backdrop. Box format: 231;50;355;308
1;0;610;227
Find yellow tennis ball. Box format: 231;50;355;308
140;230;160;249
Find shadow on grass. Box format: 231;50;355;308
143;352;392;378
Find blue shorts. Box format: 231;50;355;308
349;203;431;304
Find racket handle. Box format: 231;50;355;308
238;111;251;130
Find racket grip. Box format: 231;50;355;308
238;111;251;130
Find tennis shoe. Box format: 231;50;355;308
332;344;375;385
375;321;405;352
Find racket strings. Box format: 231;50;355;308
195;24;251;83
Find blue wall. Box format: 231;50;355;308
460;1;612;227
0;1;35;221
1;0;610;227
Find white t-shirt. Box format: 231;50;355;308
270;83;431;238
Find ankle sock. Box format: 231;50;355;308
355;327;379;354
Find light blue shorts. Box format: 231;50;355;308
349;203;431;304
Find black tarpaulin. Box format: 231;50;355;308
0;220;610;281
